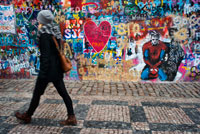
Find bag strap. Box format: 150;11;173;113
52;36;63;55
52;36;59;49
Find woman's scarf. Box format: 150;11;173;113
36;23;62;43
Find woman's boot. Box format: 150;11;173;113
60;115;77;126
15;112;32;123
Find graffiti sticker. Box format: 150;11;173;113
0;4;16;34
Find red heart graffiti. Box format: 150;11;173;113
84;21;111;53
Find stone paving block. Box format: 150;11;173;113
118;91;126;96
117;87;124;90
8;124;63;134
144;106;194;124
31;118;61;126
194;102;200;108
90;90;97;95
126;89;132;95
71;88;80;94
128;101;142;107
182;108;200;124
149;123;200;132
0;123;16;134
179;105;196;108
0;97;29;102
97;92;103;95
0;101;27;116
111;92;118;96
16;102;32;112
103;92;111;96
83;121;132;130
0;116;9;124
86;105;130;122
132;130;152;134
132;90;139;96
43;99;78;104
92;100;128;106
148;93;157;97
141;101;179;108
68;84;76;88
3;116;19;125
32;103;68;120
85;87;92;92
74;104;90;120
132;122;150;131
74;84;83;88
93;88;97;91
61;127;81;134
80;128;132;134
129;106;147;122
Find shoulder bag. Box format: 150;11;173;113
52;36;72;73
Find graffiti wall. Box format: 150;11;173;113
0;0;200;82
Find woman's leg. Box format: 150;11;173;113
26;78;49;116
53;79;74;115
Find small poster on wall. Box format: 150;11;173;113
0;4;16;34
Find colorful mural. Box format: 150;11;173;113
0;0;200;82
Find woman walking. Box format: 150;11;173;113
15;10;77;126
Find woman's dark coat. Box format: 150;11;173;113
38;33;63;81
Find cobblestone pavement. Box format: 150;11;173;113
0;79;200;134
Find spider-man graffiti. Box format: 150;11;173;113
141;31;168;81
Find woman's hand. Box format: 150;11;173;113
38;23;43;30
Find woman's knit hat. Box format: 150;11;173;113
37;10;54;25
